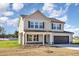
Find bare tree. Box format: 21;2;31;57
0;26;4;34
0;26;5;38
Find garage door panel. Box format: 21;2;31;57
54;36;69;44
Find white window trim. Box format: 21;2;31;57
27;35;39;42
29;21;44;29
52;23;62;31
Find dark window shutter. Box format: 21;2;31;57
28;21;30;28
52;23;53;29
27;34;28;41
43;22;44;28
37;35;39;41
59;24;61;30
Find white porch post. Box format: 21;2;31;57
50;34;53;45
18;33;21;44
43;34;44;45
32;35;34;42
22;32;25;45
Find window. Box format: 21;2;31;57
39;22;44;28
52;23;61;30
28;21;34;28
34;35;39;41
52;23;56;30
35;22;38;28
30;22;34;28
28;21;44;29
57;24;61;30
27;35;32;41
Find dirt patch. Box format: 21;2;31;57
0;46;79;56
45;50;54;53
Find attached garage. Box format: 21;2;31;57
54;36;69;44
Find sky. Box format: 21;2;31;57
0;3;79;36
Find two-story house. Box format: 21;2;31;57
18;10;73;45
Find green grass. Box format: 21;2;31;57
72;39;79;44
0;40;20;48
0;39;79;48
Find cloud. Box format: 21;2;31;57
29;8;37;14
74;3;79;6
42;3;71;18
0;17;8;24
64;24;79;36
42;3;55;13
0;16;19;28
12;3;24;11
56;15;68;22
0;3;10;12
49;8;63;18
3;11;14;16
6;18;19;28
42;3;63;18
62;3;71;15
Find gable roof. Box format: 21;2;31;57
20;10;65;23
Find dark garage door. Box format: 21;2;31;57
54;36;69;44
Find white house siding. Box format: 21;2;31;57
18;11;73;45
23;11;64;31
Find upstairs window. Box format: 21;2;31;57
52;23;61;30
28;21;44;29
30;22;34;28
35;22;38;28
57;24;61;30
39;22;44;29
52;23;56;30
28;21;34;28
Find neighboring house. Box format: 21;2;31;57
18;10;73;45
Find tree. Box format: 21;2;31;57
14;31;18;38
0;26;5;38
0;26;5;34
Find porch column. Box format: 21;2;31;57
22;32;25;45
43;34;44;45
18;33;21;44
50;34;53;45
32;35;34;42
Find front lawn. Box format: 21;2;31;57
0;40;20;48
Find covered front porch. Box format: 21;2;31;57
18;32;53;45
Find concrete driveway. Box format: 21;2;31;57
51;44;79;50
